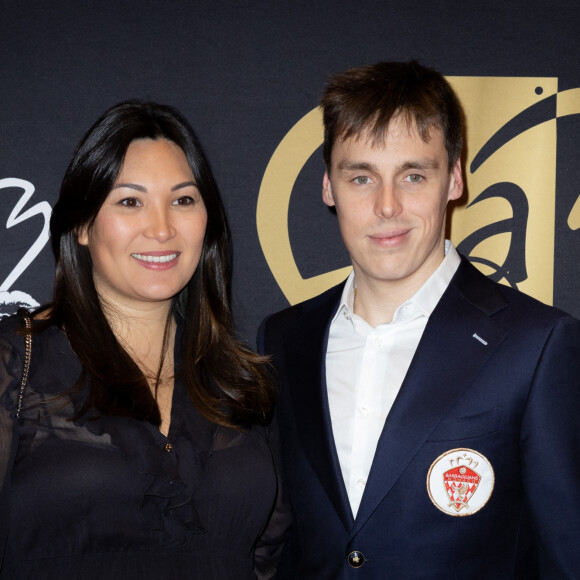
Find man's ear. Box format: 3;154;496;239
322;171;336;207
447;158;463;202
76;225;89;246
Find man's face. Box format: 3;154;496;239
323;116;463;297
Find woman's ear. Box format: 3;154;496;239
76;225;89;246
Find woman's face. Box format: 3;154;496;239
78;138;208;313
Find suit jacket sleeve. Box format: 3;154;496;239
253;414;292;579
253;318;292;578
520;314;580;577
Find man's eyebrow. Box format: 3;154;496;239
337;160;379;173
111;180;197;192
336;159;440;174
395;159;440;173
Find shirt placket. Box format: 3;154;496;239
348;329;390;515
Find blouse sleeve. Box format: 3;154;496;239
0;328;24;570
253;414;292;580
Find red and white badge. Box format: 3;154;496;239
427;448;494;516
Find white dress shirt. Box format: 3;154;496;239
326;241;461;516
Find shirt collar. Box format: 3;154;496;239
331;240;461;326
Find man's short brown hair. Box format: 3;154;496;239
320;61;463;170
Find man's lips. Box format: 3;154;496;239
368;229;410;247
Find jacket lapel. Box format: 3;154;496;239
353;259;509;533
281;284;354;530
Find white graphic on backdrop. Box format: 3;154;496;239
0;178;51;317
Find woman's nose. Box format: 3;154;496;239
143;206;176;241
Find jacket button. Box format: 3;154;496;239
347;551;365;568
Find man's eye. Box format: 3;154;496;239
119;197;142;207
173;196;195;206
405;174;423;183
354;176;371;185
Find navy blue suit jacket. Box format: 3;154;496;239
258;258;580;579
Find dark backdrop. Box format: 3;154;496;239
2;1;580;344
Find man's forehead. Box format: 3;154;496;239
342;113;440;145
331;120;445;165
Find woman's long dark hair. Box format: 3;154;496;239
38;100;274;429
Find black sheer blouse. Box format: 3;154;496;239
0;316;288;579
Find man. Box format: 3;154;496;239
258;61;580;578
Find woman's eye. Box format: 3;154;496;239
173;196;195;206
354;176;371;185
119;197;142;207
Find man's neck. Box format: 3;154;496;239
353;279;414;327
352;260;445;327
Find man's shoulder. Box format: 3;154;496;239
265;282;344;324
451;257;578;328
258;282;345;346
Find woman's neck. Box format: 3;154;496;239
103;300;176;384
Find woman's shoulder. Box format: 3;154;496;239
0;314;27;352
0;312;68;363
0;316;28;410
0;313;24;334
0;312;80;402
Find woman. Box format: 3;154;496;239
0;101;288;579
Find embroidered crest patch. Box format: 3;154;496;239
427;448;494;516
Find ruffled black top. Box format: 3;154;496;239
0;317;288;579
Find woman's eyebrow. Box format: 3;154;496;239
111;180;197;192
171;181;197;191
112;182;146;192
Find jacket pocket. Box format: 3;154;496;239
427;407;503;441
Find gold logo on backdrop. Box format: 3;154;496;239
257;78;580;306
561;88;580;230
